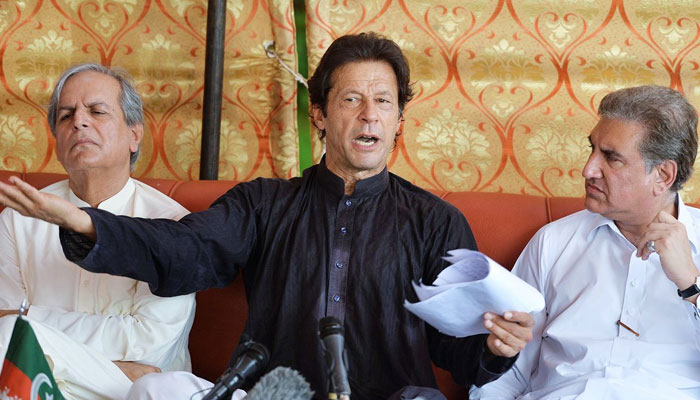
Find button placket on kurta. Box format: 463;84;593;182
326;196;356;323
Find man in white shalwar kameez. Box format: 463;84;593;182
470;86;700;399
0;63;195;400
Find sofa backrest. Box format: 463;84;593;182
0;171;589;398
1;171;585;269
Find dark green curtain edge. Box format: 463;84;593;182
294;0;313;175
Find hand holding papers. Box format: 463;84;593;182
404;249;544;337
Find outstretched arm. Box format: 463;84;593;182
0;176;95;239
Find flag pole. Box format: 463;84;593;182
18;299;27;320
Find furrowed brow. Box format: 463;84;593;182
58;105;75;112
86;101;110;108
375;89;394;97
601;148;624;160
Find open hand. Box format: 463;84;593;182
0;176;95;238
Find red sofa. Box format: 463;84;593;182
0;171;587;398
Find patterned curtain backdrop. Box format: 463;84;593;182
306;0;700;201
3;1;700;200
0;0;298;181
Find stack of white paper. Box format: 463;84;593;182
404;249;544;337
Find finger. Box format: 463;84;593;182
503;311;535;327
9;177;44;204
0;183;8;207
636;229;663;259
635;231;651;258
636;239;652;259
486;333;519;358
657;210;677;224
484;313;532;338
0;180;31;204
646;222;675;232
636;222;678;258
484;316;530;350
486;334;510;357
0;181;32;215
0;180;19;201
638;240;658;260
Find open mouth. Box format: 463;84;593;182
354;135;378;147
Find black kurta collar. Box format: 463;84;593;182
311;156;389;199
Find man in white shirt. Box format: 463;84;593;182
471;85;700;400
0;63;195;400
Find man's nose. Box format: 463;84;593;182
582;153;601;179
359;100;379;123
72;109;89;129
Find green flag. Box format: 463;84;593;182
0;316;64;400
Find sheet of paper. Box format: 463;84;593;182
404;249;544;337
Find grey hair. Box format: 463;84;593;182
47;63;144;169
598;85;698;192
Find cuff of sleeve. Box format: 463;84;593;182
475;338;518;387
59;208;96;262
684;299;700;319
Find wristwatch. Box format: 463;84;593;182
677;276;700;299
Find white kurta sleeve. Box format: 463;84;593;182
682;300;700;346
27;284;195;371
0;211;28;310
470;228;549;399
676;200;700;341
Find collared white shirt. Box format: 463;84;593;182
0;178;196;372
471;196;700;400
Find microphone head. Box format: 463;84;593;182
243;342;270;366
245;367;314;400
227;341;270;381
319;316;344;338
202;341;270;400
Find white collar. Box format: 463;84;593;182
584;193;698;254
68;178;136;213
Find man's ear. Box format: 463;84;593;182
652;159;677;196
129;124;144;153
311;105;325;131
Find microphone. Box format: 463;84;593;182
245;366;314;400
319;316;351;400
202;341;269;400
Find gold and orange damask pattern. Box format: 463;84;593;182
3;0;700;200
307;0;700;201
0;0;298;180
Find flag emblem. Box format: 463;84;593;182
0;317;64;400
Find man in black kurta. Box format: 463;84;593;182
61;157;507;398
0;32;534;400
